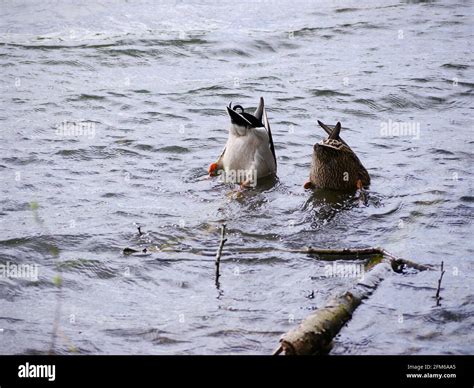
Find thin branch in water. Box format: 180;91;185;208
215;224;227;288
297;246;432;272
301;247;382;256
49;271;63;355
435;261;445;306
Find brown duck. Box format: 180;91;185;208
304;120;370;191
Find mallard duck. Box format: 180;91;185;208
208;97;277;186
304;120;370;191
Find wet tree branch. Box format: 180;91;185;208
273;248;432;356
215;224;227;288
274;261;391;355
435;261;445;306
292;246;432;272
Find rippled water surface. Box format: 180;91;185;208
1;0;473;354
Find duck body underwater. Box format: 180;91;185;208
209;97;277;187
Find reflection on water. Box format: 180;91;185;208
0;0;473;355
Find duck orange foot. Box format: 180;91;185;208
208;162;219;176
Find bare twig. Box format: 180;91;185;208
435;261;445;306
215;224;227;287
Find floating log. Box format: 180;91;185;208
274;248;432;356
275;261;391;355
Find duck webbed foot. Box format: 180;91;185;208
208;162;220;177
